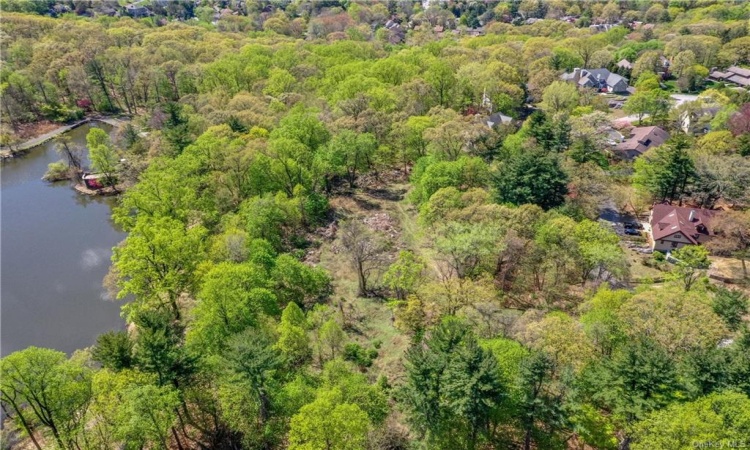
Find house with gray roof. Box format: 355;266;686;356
485;112;513;128
708;66;750;88
125;2;149;17
561;68;630;94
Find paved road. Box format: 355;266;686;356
599;199;625;234
613;94;700;126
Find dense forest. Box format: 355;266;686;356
2;1;750;449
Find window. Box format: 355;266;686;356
671;241;679;248
674;234;681;238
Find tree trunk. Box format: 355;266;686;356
171;426;185;450
2;402;44;450
3;100;18;131
523;429;531;450
356;261;367;297
741;257;747;278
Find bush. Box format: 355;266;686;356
303;191;330;225
712;288;748;332
42;160;72;181
41;104;84;123
343;342;378;369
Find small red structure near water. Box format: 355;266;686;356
82;173;106;190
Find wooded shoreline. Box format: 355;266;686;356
0;116;127;160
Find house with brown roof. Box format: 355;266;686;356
649;204;717;252
616;59;633;71
614;126;670;159
708;66;750;88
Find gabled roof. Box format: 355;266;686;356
615;126;670;156
651;204;717;244
708;66;750;86
561;68;628;91
486;112;513;128
616;59;632;69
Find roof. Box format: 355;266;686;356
486;112;512;128
709;70;729;79
561;68;628;92
728;74;750;87
728;66;750;78
709;66;750;86
615;126;670;155
616;59;632;69
650;204;717;244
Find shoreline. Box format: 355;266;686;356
74;183;123;196
0;116;129;160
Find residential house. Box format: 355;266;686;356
614;126;670;159
384;19;405;44
679;105;719;134
708;66;750;88
589;23;619;33
649;204;717;252
467;27;485;37
125;3;149;17
485;112;513;128
561;68;630;94
659;55;671;72
616;59;633;71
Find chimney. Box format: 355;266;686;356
689;210;696;222
573;68;581;82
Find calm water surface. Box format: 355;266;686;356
1;122;127;356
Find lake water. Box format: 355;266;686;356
1;122;127;356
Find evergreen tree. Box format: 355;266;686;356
495;150;569;210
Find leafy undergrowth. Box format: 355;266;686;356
317;178;417;383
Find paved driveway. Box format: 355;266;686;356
670;94;700;107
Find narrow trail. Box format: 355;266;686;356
1;119;90;157
1;116;129;158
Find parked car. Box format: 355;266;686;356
624;228;641;236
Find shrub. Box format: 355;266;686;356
343;342;378;369
42;160;72;181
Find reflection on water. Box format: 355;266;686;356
1;122;127;356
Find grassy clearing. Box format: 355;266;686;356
623;245;665;281
316;180;418;382
709;256;748;284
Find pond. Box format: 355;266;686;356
1;122;127;356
